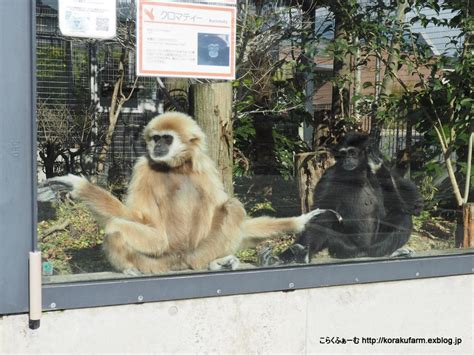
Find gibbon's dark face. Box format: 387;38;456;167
335;132;370;172
152;133;174;157
145;130;186;163
337;147;363;171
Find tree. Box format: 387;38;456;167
94;2;139;182
37;102;96;178
234;2;322;177
404;0;473;245
334;0;472;243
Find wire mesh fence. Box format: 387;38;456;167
36;1;160;179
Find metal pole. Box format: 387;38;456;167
0;0;37;315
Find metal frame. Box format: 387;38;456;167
0;0;37;316
0;0;473;316
42;255;473;311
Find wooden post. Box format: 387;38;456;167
463;203;474;247
295;150;335;213
191;82;233;195
162;78;190;112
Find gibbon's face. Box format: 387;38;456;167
145;129;186;163
143;112;205;166
337;146;363;171
335;133;371;172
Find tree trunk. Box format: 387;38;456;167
352;36;362;120
312;110;331;148
380;0;409;97
404;108;413;178
191;82;234;195
302;8;316;148
462;203;474;247
87;42;100;176
251;113;279;176
371;0;409;143
94;46;138;185
94;60;124;184
295;150;335;213
331;7;351;120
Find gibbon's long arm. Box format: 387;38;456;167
240;208;342;249
49;174;131;225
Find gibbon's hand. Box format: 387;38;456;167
298;208;343;225
390;247;414;258
47;174;87;199
367;147;383;174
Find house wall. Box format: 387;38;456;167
312;53;434;108
1;275;472;353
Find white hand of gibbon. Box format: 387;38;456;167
298;208;343;225
48;174;87;199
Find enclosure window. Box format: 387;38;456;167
32;0;473;288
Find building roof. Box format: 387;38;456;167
315;3;462;58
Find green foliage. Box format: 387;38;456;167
233;0;471;205
415;173;439;210
236;235;295;264
273;129;306;179
38;202;108;274
327;0;472;205
233;5;315;177
235;248;258;263
391;0;473;206
412;210;432;233
248;201;276;216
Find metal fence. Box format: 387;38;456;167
36;1;160;179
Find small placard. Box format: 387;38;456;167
137;0;236;80
58;0;116;39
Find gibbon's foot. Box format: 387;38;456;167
276;244;310;264
288;243;310;263
257;246;281;267
123;268;143;276
208;255;240;271
390;247;415;258
48;174;86;198
259;244;309;266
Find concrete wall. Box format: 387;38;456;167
1;275;472;354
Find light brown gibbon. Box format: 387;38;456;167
50;112;327;275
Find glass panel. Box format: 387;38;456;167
37;0;473;284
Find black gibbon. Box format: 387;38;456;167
368;147;423;256
50;112;326;274
272;132;422;264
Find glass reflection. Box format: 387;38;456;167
36;0;473;283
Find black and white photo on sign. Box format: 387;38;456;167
197;33;230;66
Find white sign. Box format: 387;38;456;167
136;0;236;80
58;0;116;39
